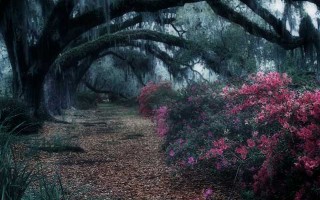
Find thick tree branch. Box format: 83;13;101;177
145;44;183;74
45;0;201;50
67;15;144;49
287;0;320;7
61;9;106;47
206;0;304;50
69;14;175;49
54;29;215;69
109;0;203;19
37;0;75;47
33;0;75;73
145;44;208;81
239;0;291;37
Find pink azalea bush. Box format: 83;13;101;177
138;81;175;117
154;106;169;137
154;73;320;199
224;72;320;199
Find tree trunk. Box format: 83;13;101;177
44;69;78;116
0;0;76;118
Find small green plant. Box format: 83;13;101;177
0;97;41;135
0;113;68;200
0;131;33;200
23;171;67;200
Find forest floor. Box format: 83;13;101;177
28;103;240;200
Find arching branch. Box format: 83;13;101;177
69;14;176;49
206;0;304;50
109;0;204;19
239;0;291;37
54;29;218;70
103;50;148;86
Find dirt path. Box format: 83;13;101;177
37;103;233;200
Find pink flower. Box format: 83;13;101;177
247;139;256;148
203;188;214;199
222;86;230;95
215;163;222;170
188;156;196;165
294;187;305;200
235;145;248;159
169;150;175;157
206;138;229;158
296;156;319;173
296;127;313;139
155;106;169;137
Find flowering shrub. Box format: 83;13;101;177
224;72;320;199
138;82;176;117
161;82;228;168
154;106;169;137
157;73;320;199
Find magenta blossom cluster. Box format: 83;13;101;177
138;81;172;117
142;73;320;199
224;72;320;199
154;106;169;137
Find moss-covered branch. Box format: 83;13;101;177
69;14;175;48
109;0;204;19
54;29;216;69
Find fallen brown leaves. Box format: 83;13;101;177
33;103;239;200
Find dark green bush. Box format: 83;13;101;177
74;92;98;110
0;97;41;135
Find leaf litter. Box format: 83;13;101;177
31;103;239;200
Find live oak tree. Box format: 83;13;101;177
0;0;208;117
0;0;319;117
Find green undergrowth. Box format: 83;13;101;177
0;130;68;200
0;113;77;200
0;97;42;135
